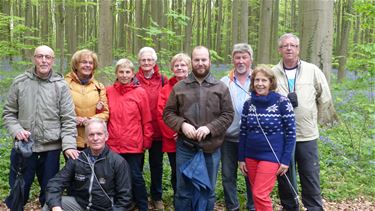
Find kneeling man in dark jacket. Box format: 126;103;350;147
44;118;132;211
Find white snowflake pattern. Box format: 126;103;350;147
266;104;278;113
286;102;294;112
249;104;257;113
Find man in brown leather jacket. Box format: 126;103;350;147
163;46;234;210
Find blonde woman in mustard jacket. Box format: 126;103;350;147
65;49;109;149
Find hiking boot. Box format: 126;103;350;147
152;200;164;210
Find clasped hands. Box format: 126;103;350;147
181;122;210;142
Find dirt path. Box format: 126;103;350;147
0;197;374;210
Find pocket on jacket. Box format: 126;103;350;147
42;121;61;142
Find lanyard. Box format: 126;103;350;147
283;61;300;93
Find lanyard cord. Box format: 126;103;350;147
252;104;301;206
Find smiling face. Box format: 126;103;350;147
278;36;300;66
192;47;211;79
139;52;156;73
116;66;134;84
254;72;271;96
172;60;189;81
233;51;252;75
76;54;94;80
33;46;54;78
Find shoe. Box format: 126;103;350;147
152;200;164;210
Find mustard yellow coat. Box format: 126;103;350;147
65;71;109;148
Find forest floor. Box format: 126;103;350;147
0;197;374;211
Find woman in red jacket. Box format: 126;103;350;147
157;53;191;197
106;58;153;211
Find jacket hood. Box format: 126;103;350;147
113;79;140;95
137;64;162;79
25;67;64;82
65;70;95;85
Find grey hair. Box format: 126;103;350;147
138;47;157;62
278;33;300;48
115;58;135;73
232;43;253;60
85;118;108;137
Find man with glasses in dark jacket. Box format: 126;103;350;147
43;118;132;211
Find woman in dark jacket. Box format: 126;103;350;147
106;58;153;211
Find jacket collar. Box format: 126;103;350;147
26;67;63;82
66;70;95;85
185;72;217;85
137;64;161;80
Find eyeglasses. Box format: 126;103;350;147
280;44;299;49
140;58;154;63
34;54;54;60
80;60;94;65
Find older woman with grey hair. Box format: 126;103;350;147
135;47;168;209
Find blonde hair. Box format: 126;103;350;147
250;65;277;92
170;53;192;71
115;58;135;73
70;49;99;72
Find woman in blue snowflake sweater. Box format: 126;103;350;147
238;65;296;211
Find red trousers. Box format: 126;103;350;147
246;158;279;211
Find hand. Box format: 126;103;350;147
76;117;89;126
15;130;31;141
173;133;178;141
239;161;248;176
181;123;196;140
196;126;210;142
52;206;63;211
277;164;289;176
64;149;80;160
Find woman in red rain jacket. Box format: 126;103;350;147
106;58;153;211
157;53;191;197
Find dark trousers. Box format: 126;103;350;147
277;140;324;211
122;153;148;211
8;148;60;209
148;140;163;201
167;152;177;194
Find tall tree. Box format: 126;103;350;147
214;0;223;55
98;0;113;68
66;1;77;55
271;0;279;64
135;0;142;52
232;0;239;45
239;0;248;43
206;0;212;48
184;0;193;53
299;0;334;82
24;0;33;57
337;0;353;82
55;0;65;74
257;0;273;64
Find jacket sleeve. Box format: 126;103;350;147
157;87;176;141
93;83;109;121
113;157;133;210
314;68;338;126
206;85;234;137
45;159;75;208
2;80;24;138
238;101;249;162
279;97;296;165
163;88;186;133
140;90;153;149
59;81;77;151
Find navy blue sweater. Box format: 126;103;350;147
238;91;296;165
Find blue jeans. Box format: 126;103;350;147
175;138;221;211
7;148;60;209
121;153;148;211
149;140;163;201
277;140;323;211
221;140;255;211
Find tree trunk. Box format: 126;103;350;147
337;0;353;82
55;0;65;74
184;0;193;53
24;0;33;58
66;2;77;55
206;0;212;48
257;0;273;64
214;0;223;55
335;0;342;54
41;1;49;44
118;0;126;49
299;0;334;82
271;0;279;64
232;0;239;45
239;0;248;43
135;0;142;51
98;0;113;68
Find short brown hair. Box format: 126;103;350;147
250;64;277;92
70;49;99;73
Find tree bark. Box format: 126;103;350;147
184;0;193;53
299;0;334;82
98;0;113;68
257;0;273;64
232;0;239;45
56;0;65;74
239;0;248;43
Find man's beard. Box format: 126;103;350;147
192;66;210;79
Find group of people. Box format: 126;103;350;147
2;32;335;211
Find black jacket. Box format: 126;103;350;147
45;145;132;211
